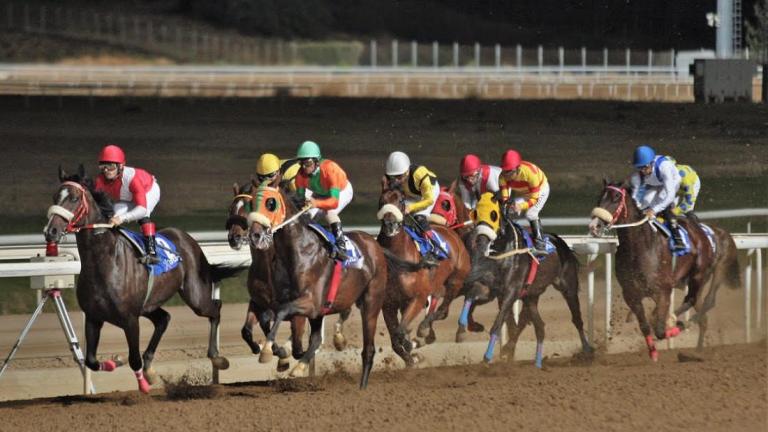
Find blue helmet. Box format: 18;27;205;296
633;145;656;168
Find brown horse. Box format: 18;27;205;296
226;180;307;372
377;181;471;366
44;166;238;394
588;181;740;359
247;185;387;389
464;192;592;367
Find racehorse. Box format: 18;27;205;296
45;166;238;394
226;180;306;372
464;192;592;367
247;185;387;389
589;180;740;359
377;181;471;366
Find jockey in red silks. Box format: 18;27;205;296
458;154;502;210
94;144;162;264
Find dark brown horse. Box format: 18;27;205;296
226;181;307;372
377;182;471;366
247;186;387;389
464;192;592;367
588;181;740;359
44;166;238;393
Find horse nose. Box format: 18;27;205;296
45;226;60;243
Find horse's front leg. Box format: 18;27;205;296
653;286;682;341
332;308;352;351
141;307;171;384
483;284;520;363
241;300;262;355
123;317;150;394
84;318;122;372
259;295;312;364
289;316;324;377
399;295;430;349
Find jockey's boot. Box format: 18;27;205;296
140;220;161;265
421;229;441;268
330;222;349;261
665;211;685;251
530;219;549;256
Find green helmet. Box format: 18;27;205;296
296;140;321;159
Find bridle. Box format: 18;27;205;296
226;193;254;231
592;185;651;231
604;185;628;225
46;181;110;234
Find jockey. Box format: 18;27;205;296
458;154;501;210
384;151;441;266
294;141;353;260
629;145;685;250
672;163;701;224
498;149;550;256
255;153;300;191
94;144;161;264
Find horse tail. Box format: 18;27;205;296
550;234;580;294
382;248;429;273
210;263;246;283
713;229;741;290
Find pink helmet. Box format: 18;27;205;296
98;145;126;164
500;150;521;171
459;154;482;177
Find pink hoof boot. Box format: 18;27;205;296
649;349;659;362
665;327;681;338
100;359;117;372
135;370;151;394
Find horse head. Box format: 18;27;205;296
45;165;112;243
246;185;291;250
588;179;633;237
226;181;254;250
466;192;502;257
376;176;407;237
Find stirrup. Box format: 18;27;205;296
421;253;439;268
333;244;349;261
140;254;161;265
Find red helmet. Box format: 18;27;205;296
459;154;482;177
500;150;521;171
98;145;126;164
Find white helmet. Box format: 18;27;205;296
386;151;410;176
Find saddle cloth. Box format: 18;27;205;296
651;220;693;257
118;228;182;276
511;222;557;259
307;223;364;269
403;225;450;260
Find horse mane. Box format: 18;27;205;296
279;187;314;225
60;172;114;219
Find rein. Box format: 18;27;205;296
273;205;312;232
47;181;114;233
594;185;653;231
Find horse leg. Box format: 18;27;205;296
205;298;230;370
627;298;658;361
260;297;309;364
290;316;306;359
179;280;230;370
123;318;150;394
399;296;429;349
500;302;530;362
696;313;708;351
141;307;171;384
557;280;593;354
383;303;413;367
358;291;380;390
289;316;324;377
653;286;681;341
241;300;262;355
466;301;485;332
84;318;120;372
527;296;547;369
333;308;352;351
483;285;520;363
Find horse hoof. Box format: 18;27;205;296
411;353;425;365
455;330;467;343
412;337;426;349
277;357;291;373
467;322;485;332
112;354;126;367
425;329;436;345
649;350;659;362
144;367;158;385
290;362;308;377
211;356;230;370
100;359;118;372
137;377;151;394
333;333;347;351
416;325;430;338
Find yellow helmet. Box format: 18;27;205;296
281;161;300;192
256;153;281;176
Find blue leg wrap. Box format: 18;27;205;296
535;342;544;368
458;299;473;328
484;333;498;362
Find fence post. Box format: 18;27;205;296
756;248;763;331
453;42;459;67
558;46;564;75
625;48;631;75
537;45;543;74
587;253;596;343
370;40;377;68
411;40;417;67
432;41;438;68
648;49;653;74
604;252;612;343
745;249;753;343
670;48;676;78
516;44;522;70
603;47;608;72
474;42;480;67
495;43;501;69
581;46;587;72
392;39;398;67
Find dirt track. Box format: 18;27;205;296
0;341;765;432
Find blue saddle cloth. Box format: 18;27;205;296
307;223;363;268
119;229;182;276
403;226;450;260
512;223;557;259
699;223;718;255
651;220;692;257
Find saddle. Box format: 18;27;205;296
505;222;556;260
118;228;181;276
650;219;718;256
306;223;363;269
403;225;450;260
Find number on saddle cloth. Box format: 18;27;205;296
118;229;181;275
402;225;450;260
306;223;363;269
649;219;692;257
511;222;556;259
